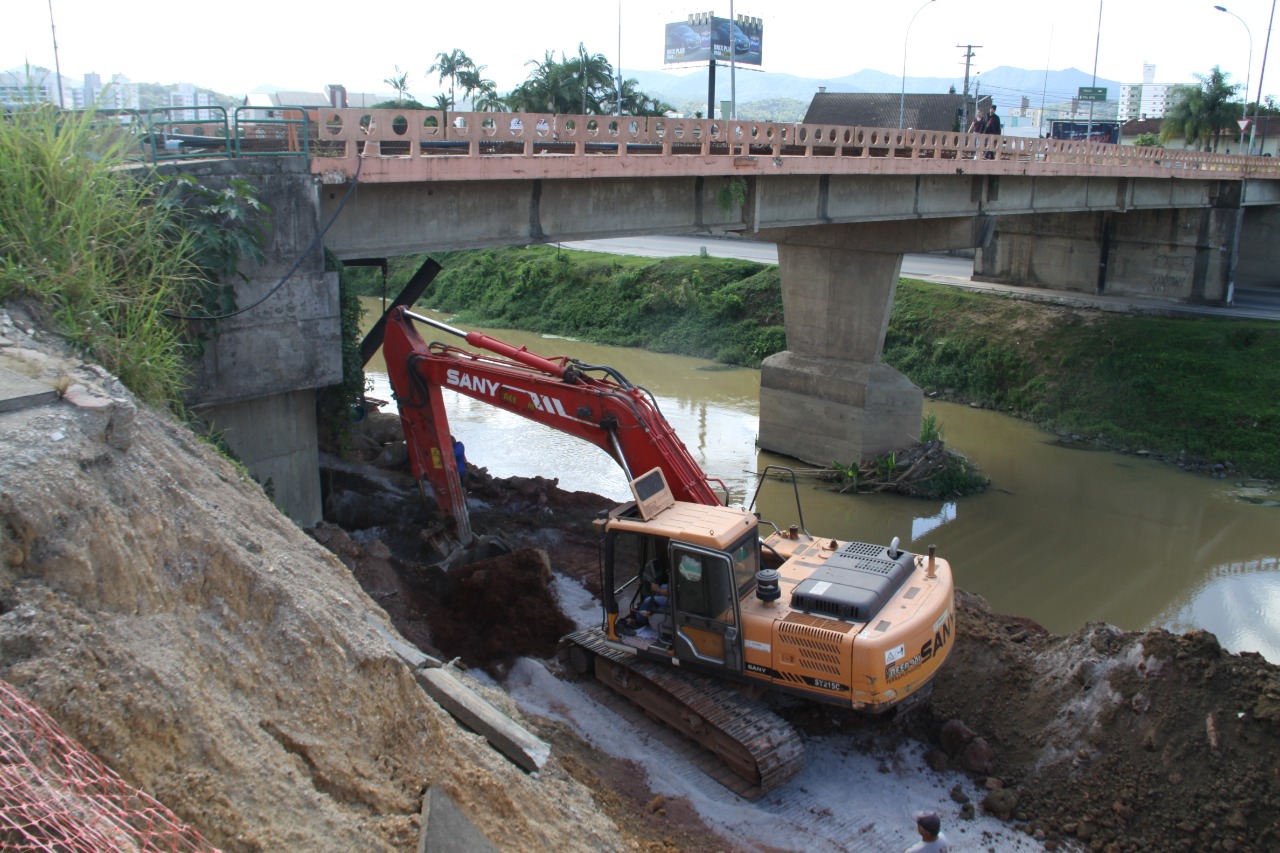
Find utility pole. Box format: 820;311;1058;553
47;0;64;108
958;44;981;130
1085;0;1104;144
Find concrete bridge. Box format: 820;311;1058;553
179;109;1280;524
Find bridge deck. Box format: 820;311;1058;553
290;109;1280;184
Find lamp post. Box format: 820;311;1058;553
1253;0;1277;154
1085;0;1104;143
47;0;64;109
616;0;623;116
899;0;937;129
1215;5;1253;149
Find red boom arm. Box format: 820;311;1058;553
381;308;723;543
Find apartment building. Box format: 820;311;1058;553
1119;63;1180;120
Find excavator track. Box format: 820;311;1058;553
561;627;804;799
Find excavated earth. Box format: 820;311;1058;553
2;310;1280;852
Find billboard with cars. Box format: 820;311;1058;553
1049;120;1120;144
664;15;763;66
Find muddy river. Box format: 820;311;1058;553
363;302;1280;662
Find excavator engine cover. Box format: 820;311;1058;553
790;542;915;621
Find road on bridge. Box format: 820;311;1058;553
563;236;1280;322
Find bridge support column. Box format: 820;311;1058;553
753;217;993;466
977;197;1242;304
171;158;342;527
1239;205;1280;290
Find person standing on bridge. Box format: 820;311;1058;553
980;104;1001;159
967;108;985;135
982;104;1002;136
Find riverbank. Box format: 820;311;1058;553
4;303;1280;851
347;246;1280;480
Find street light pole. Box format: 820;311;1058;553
47;0;64;109
1215;5;1253;149
1253;0;1278;154
899;0;937;129
1085;0;1104;143
616;0;623;116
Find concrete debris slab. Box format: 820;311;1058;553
0;367;58;415
416;666;551;773
416;785;499;853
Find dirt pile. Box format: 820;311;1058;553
0;310;632;853
920;591;1280;851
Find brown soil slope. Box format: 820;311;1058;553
0;314;627;853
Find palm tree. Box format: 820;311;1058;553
456;66;495;111
613;78;674;117
566;44;614;114
383;66;412;103
428;50;475;135
507;51;568;113
1161;66;1240;152
473;86;507;112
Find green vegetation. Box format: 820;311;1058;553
885;280;1280;476
152;174;270;319
408;245;786;367
380;246;1280;480
385;47;671;117
1161;66;1241;152
317;251;372;442
0;107;202;406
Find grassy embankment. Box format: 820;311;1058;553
344;245;1280;480
0;108;201;406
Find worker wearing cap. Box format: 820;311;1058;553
904;811;951;852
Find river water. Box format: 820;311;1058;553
362;301;1280;662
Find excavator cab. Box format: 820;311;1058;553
599;468;756;676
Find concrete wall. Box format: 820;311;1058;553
161;158;340;526
1239;206;1280;289
975;205;1239;303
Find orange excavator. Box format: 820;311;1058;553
382;307;955;796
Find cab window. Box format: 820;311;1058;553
670;545;736;624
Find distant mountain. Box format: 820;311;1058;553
623;66;1121;113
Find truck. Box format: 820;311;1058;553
382;307;956;796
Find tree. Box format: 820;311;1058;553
1160;66;1240;151
609;78;673;117
456;66;495;110
428;49;475;134
473;87;507;112
383;66;413;104
1133;132;1163;148
505;47;669;116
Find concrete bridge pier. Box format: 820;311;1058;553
753;217;994;467
175;159;341;527
975;185;1245;304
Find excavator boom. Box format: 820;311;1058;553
382;308;723;543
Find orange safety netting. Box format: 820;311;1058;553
0;678;221;852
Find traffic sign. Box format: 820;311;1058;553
1238;119;1252;131
1078;86;1108;102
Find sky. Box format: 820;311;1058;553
3;0;1273;104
